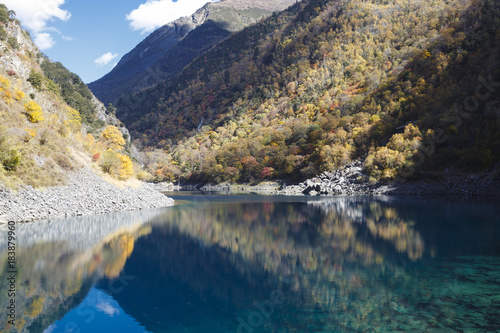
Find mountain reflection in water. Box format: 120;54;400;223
1;195;498;332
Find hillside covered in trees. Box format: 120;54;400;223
115;0;500;184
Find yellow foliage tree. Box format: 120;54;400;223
369;114;380;124
14;89;25;101
117;153;134;180
100;125;125;151
364;124;423;181
99;149;133;180
65;106;82;132
0;76;10;91
320;144;352;170
23;101;44;123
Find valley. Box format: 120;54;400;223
0;1;499;332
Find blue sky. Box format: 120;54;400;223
3;0;216;83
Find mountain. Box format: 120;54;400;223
114;0;500;184
0;5;138;188
88;0;299;105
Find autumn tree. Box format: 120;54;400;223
100;125;125;151
23;101;44;123
117;154;134;180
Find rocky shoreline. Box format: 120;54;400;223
180;161;499;197
0;168;174;223
278;161;500;197
278;161;380;196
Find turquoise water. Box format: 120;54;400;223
1;195;499;332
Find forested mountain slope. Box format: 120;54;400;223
88;0;298;105
116;0;500;184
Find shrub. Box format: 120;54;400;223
0;5;8;24
369;114;381;124
15;318;26;332
24;128;36;142
84;133;95;150
99;150;133;180
14;89;25;101
57;122;70;137
39;129;50;145
7;36;18;50
0;128;20;171
100;149;121;174
0;26;6;40
136;170;153;182
2;89;13;104
27;70;43;91
54;153;73;170
23;101;44;123
1;148;20;171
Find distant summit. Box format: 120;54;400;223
88;0;299;105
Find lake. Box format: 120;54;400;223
1;194;499;332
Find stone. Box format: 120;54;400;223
0;167;174;224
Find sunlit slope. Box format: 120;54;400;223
116;0;499;183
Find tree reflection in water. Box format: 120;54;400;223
103;196;498;332
0;209;159;333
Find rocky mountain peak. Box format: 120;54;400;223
88;0;299;105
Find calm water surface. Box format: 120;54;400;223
1;194;499;332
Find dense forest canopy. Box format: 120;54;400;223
116;0;500;184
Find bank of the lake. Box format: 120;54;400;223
192;162;500;197
0;167;174;223
279;163;500;197
5;162;497;224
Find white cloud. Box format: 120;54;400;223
43;325;57;333
3;0;70;32
35;32;55;50
2;0;71;50
126;0;219;34
94;52;119;67
96;302;120;317
61;35;75;41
